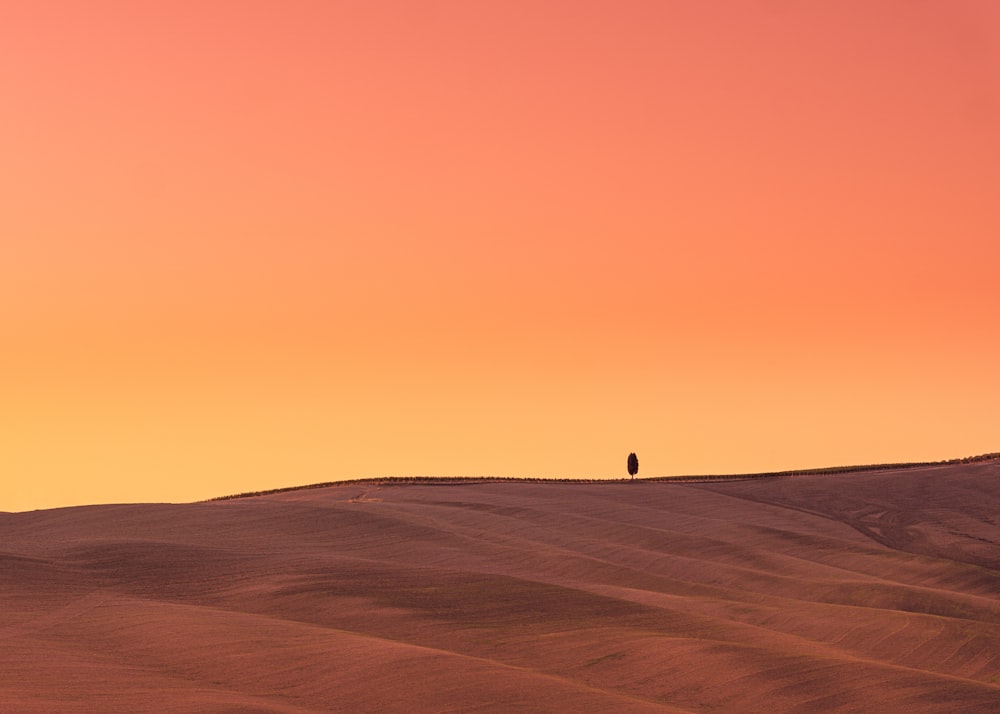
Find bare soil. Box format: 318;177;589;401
2;462;999;711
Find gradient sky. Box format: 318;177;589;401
3;1;999;511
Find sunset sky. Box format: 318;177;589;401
3;1;999;511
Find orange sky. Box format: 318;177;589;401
3;1;999;511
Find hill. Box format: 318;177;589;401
2;461;999;711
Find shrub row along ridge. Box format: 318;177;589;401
206;452;1000;502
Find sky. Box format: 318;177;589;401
2;1;999;511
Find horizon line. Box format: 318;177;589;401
208;451;1000;502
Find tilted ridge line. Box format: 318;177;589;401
206;452;1000;502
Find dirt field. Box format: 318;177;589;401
2;462;999;712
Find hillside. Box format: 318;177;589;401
2;461;999;711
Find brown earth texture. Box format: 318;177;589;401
2;461;1000;712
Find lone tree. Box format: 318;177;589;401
627;452;639;480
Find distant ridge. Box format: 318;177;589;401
208;451;1000;502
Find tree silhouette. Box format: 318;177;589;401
627;452;639;479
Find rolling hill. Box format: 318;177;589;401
2;460;999;711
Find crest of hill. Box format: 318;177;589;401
210;451;1000;502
